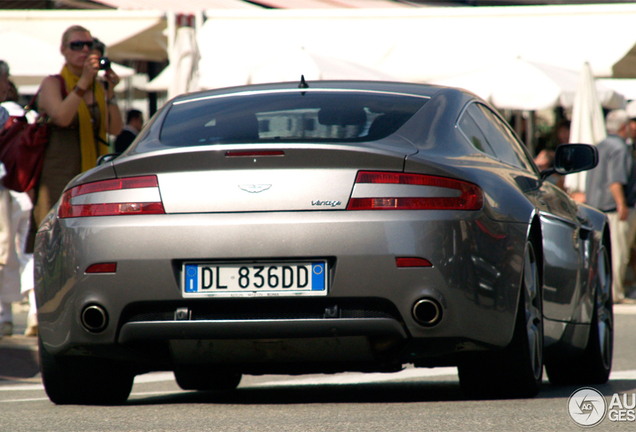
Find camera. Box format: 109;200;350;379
99;57;111;70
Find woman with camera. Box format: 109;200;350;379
28;25;123;250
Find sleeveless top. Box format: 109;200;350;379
27;103;101;251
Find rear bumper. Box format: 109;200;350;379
35;210;527;362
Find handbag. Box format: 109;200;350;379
0;114;50;192
0;75;65;193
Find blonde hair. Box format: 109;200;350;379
61;25;91;50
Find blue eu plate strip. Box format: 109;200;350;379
311;263;325;291
185;265;198;293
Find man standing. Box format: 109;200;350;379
586;109;636;304
114;109;143;153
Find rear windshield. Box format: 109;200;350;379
159;90;428;146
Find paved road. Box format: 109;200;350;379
1;305;636;431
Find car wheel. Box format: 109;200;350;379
459;240;543;399
174;366;242;391
545;244;613;385
39;337;134;405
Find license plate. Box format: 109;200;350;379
182;261;328;297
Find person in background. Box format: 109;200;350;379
626;101;636;148
534;148;562;187
554;119;571;148
585;109;636;304
623;101;636;295
28;25;123;251
1;79;38;336
0;60;30;337
114;109;143;153
550;119;570;191
2;81;22;116
0;60;8;128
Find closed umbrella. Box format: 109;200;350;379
168;26;200;100
563;62;607;194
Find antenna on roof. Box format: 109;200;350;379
299;75;309;89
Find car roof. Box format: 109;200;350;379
171;80;455;104
128;80;480;156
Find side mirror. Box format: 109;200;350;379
541;144;598;179
96;153;121;166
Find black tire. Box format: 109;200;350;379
545;244;613;385
174;366;242;391
459;241;543;399
39;337;134;405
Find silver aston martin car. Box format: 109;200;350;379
35;80;612;405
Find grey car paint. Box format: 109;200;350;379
34;81;610;402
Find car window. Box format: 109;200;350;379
468;104;534;171
159;91;428;147
458;108;497;158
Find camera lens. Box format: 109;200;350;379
99;57;111;70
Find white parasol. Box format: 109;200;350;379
563;62;607;194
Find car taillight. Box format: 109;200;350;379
85;263;117;274
346;171;483;211
396;257;432;268
225;150;285;157
58;175;165;218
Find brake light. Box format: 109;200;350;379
225;150;284;157
86;263;117;273
396;257;432;268
58;175;165;218
347;171;483;210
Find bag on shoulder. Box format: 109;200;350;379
0;75;65;193
0;114;50;192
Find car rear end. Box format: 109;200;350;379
35;84;522;376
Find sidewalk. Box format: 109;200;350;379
0;300;39;382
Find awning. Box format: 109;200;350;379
92;0;262;11
613;47;636;78
376;4;636;81
430;58;625;111
246;0;415;8
598;79;636;101
0;10;167;62
199;4;636;90
143;66;171;92
1;29;65;87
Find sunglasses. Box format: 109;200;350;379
68;40;95;51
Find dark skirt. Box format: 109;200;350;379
26;126;81;252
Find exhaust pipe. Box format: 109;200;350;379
412;298;443;327
81;304;108;333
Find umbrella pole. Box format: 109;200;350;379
526;110;535;157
